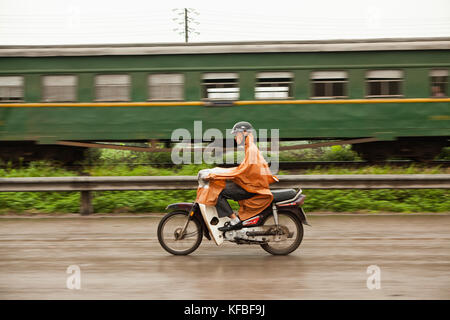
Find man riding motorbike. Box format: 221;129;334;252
195;121;279;232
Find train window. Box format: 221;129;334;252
202;73;239;100
366;70;403;98
430;69;448;97
148;74;184;100
42;75;77;102
310;71;347;98
95;74;130;102
0;76;24;102
255;72;293;99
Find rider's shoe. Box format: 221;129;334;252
218;221;243;232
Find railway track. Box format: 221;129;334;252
2;160;449;171
205;160;450;170
272;160;450;170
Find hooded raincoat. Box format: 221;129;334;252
195;133;278;220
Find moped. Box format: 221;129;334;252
157;168;309;255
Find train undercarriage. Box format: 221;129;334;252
351;137;448;161
0;141;87;165
0;136;448;165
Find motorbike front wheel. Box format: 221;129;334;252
260;210;304;255
157;211;203;255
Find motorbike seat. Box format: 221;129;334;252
271;189;297;202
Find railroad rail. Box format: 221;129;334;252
230;160;450;170
3;160;449;171
1;174;449;215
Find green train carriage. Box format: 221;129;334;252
0;37;449;162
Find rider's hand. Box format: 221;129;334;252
206;173;216;180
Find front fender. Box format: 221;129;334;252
166;202;195;212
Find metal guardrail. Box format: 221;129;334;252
1;174;449;215
1;174;449;191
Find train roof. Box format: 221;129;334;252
1;37;450;57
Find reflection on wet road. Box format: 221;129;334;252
0;214;449;299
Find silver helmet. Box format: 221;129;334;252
230;121;253;135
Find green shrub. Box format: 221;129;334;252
436;147;450;160
318;145;360;161
301;189;450;213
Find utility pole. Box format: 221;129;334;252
173;8;200;43
184;8;188;43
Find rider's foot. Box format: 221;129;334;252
218;219;242;232
230;216;240;225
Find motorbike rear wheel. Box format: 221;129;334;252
157;211;203;255
260;210;304;255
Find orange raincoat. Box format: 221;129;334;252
195;133;278;220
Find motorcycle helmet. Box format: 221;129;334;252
230;121;253;135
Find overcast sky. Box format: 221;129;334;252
1;0;449;45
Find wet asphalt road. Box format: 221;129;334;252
0;214;449;300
